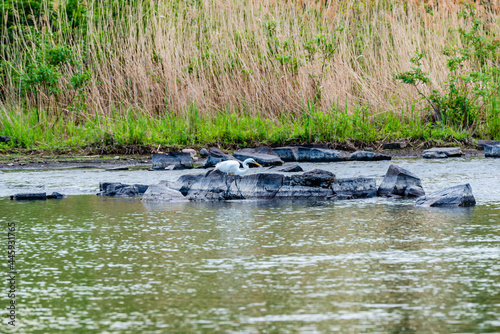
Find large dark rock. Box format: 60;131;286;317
142;169;376;202
272;147;300;162
277;164;303;172
477;140;500;150
297;147;350;162
202;147;238;168
10;193;47;200
415;184;476;207
141;184;188;202
422;147;463;159
484;144;500;158
0;136;11;143
233;147;284;166
98;182;149;197
378;164;425;198
152;152;193;170
349;151;391;161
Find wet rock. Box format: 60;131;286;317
416;184;476;207
484;144;500;158
383;142;407;150
141;184;188;202
47;192;65;199
0;136;11;143
98;182;149;197
422;147;463;159
378;164;425;198
202;147;238;168
349;151;391;161
199;148;209;157
182;148;198;161
105;166;129;171
10;193;47;200
144;169;376;202
152;152;193;170
272;146;299;162
277;164;303;173
297;147;350;162
477;140;500;150
233;147;284;167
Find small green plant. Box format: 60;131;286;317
395;4;500;129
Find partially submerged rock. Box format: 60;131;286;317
152;152;193;170
276;164;303;173
477;140;500;150
272;146;299;162
233;147;284;166
141;184;188;202
10;192;65;200
484;144;500;158
142;169;376;202
377;164;425;198
415;184;476;207
98;182;149;197
297;147;350;162
202;147;238;168
422;147;463;159
349;151;391;161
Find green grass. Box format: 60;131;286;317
1;101;495;153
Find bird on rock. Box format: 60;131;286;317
214;158;262;175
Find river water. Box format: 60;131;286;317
1;157;499;333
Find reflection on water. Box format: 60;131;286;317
1;196;499;333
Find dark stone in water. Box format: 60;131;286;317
47;192;65;199
152;152;193;170
276;164;303;172
142;169;376;202
477;140;500;150
202;147;238;168
297;147;350;162
484;144;500;158
233;147;284;166
349;150;391;161
422;147;463;159
10;193;47;200
378;164;425;198
272;147;299;162
416;184;476;207
98;182;149;197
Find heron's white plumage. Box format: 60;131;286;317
214;158;261;175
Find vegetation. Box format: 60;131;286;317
1;0;500;152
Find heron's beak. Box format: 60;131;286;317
254;162;262;167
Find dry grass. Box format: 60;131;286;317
2;0;500;118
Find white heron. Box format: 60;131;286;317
214;158;262;175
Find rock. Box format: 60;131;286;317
98;182;149;197
416;184;476;207
182;148;198;161
105;166;129;171
145;169;376;202
233;147;284;166
422;147;463;159
202;147;238;168
199;148;209;157
364;147;374;152
477;140;500;150
47;192;65;199
383;142;407;150
277;164;303;172
0;136;11;143
152;152;193;170
484;144;500;158
272;146;300;162
141;184;188;202
349;151;391;161
297;147;350;162
377;164;425;198
10;193;47;200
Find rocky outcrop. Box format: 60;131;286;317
142;169;377;202
10;192;65;200
233;147;284;166
297;147;350;162
484;144;500;158
349;151;391;161
98;182;149;197
271;146;299;162
152;152;193;170
477;140;500;150
377;164;425;198
202;147;238;168
415;184;476;207
422;147;463;159
276;164;303;172
140;184;188;202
